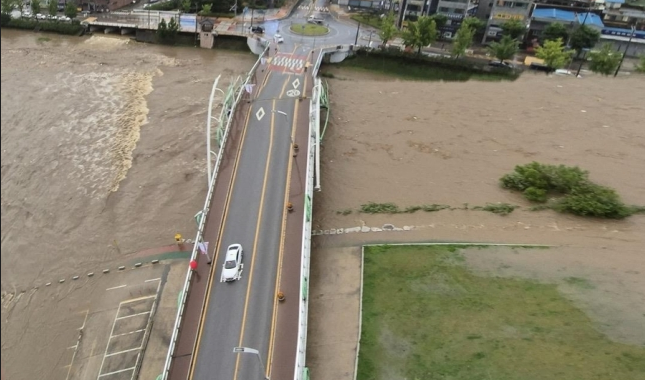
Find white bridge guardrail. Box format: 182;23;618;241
292;45;353;380
161;44;270;380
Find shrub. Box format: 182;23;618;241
553;184;633;219
475;203;519;215
1;13;11;27
360;202;400;214
6;19;83;35
500;162;640;219
500;162;588;193
524;187;548;203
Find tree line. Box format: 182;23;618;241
374;12;644;76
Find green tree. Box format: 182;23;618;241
200;3;212;15
636;55;645;73
64;1;77;18
31;0;41;14
535;38;573;69
461;17;485;33
570;25;600;56
542;22;569;43
429;13;447;29
451;23;475;58
378;13;396;47
181;0;190;13
167;16;179;35
588;43;622;75
487;35;519;63
1;0;17;15
501;19;525;40
48;0;57;16
402;16;438;55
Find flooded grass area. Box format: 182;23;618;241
358;245;645;380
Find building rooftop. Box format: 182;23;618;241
577;12;605;28
531;8;605;28
532;8;578;22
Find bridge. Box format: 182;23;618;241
152;23;353;380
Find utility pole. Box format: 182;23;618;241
573;5;592;77
354;21;360;45
614;25;636;77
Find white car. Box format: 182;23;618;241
36;13;46;20
274;34;284;43
220;244;244;282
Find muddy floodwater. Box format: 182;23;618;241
1;30;255;378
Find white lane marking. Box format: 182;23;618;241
144;278;161;283
292;78;300;89
115;311;151;321
256;107;266;121
105;346;142;357
110;329;146;339
121;295;156;304
286;89;301;98
97;366;136;378
106;285;127;291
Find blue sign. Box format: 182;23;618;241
179;15;196;31
601;27;645;40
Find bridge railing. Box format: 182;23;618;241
293;76;321;380
160;44;270;380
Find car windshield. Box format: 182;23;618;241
224;260;237;269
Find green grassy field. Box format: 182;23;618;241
289;23;329;36
358;245;645;380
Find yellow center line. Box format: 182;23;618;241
187;69;273;380
232;73;293;380
265;71;306;377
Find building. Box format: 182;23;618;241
526;7;605;42
599;26;645;56
602;0;645;30
78;0;133;12
482;0;534;42
435;0;479;37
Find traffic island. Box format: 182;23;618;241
290;23;329;36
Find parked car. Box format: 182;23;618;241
274;33;284;43
488;61;514;69
58;15;71;22
36;13;46;20
220;244;244;282
250;26;264;34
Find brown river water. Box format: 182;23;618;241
1;29;254;291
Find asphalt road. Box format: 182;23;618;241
190;2;347;379
190;49;307;380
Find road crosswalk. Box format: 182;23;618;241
298;5;329;12
269;53;307;75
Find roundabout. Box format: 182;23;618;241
289;23;330;36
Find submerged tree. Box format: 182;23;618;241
535;38;573;69
588;43;622;75
488;35;519;63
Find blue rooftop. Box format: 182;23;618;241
605;0;625;3
532;8;577;22
531;8;605;28
577;12;605;28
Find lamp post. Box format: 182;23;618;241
614;25;636;77
272;110;294;145
233;347;269;380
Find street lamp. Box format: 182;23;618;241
233;347;269;380
272;109;294;145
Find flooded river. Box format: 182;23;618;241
1;29;254;290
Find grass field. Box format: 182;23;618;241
358;245;645;380
289;23;329;36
